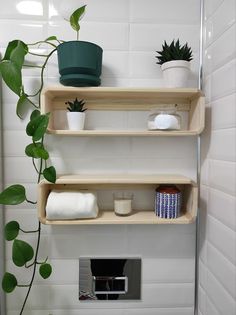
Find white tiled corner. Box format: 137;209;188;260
207;216;236;265
209;128;236;162
208;188;236;231
206;296;221;315
210;58;236;101
205;0;236;47
204;0;224;20
209;160;236;196
206;270;236;315
201;3;236;315
211;93;236;130
204;23;236;75
198;285;207;315
207;243;236;299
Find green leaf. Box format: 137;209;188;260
39;263;52;279
2;272;18;293
26;114;49;141
25;143;49;160
0;60;22;96
16;94;31;119
45;36;58;41
4;40;28;69
43;166;56;183
70;5;86;32
0;185;26;205
30;109;41;121
12;239;34;267
4;221;20;241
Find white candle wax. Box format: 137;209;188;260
114;199;132;215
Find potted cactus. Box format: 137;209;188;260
156;39;193;88
66;98;87;130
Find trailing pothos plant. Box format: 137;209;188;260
0;5;86;315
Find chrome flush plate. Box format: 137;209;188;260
79;258;141;301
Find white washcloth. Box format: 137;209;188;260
46;190;99;220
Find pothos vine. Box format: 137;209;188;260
0;5;86;314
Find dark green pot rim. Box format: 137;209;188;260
57;40;103;51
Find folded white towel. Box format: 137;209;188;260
46;190;99;220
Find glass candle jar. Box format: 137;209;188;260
113;193;133;216
147;105;181;130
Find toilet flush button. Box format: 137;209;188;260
93;276;128;295
79;258;141;301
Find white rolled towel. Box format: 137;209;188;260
46;190;99;220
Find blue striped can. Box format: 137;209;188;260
155;186;182;219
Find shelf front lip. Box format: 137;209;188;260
47;129;202;136
39;212;196;225
43;86;203;94
39;174;196;186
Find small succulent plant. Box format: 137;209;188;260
156;39;193;65
66;98;87;112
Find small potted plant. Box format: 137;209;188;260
57;5;103;87
156;39;193;88
0;5;103;108
66;98;87;130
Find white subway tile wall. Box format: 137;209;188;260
199;0;236;314
0;0;201;314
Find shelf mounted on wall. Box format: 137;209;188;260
41;87;205;136
38;86;204;226
38;174;198;225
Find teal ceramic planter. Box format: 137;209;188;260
57;41;103;87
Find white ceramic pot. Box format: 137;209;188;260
161;60;190;88
67;112;85;130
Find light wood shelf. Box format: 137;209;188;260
41;87;205;136
38;174;198;225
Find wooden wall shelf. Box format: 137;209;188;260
41;87;205;136
38;174;198;225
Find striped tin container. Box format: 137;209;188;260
155;185;182;219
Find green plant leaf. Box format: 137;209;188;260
4;40;28;69
30;109;41;121
25;143;49;160
4;221;20;241
43;166;56;183
45;36;58;41
16;94;31;119
12;239;34;267
0;60;22;96
0;185;26;205
39;263;52;279
2;272;18;293
70;5;86;32
26;114;49;141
